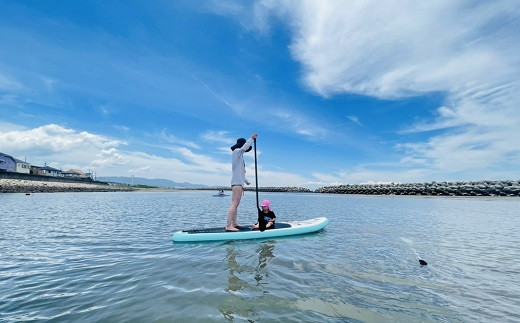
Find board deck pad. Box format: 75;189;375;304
183;223;292;234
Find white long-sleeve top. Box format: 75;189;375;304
230;138;254;187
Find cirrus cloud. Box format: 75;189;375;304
249;0;520;182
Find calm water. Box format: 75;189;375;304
1;191;519;322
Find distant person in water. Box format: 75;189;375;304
226;133;258;232
252;199;276;230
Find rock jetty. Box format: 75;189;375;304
0;179;135;193
315;180;520;196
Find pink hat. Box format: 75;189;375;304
260;199;272;211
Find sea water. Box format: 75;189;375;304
1;191;519;322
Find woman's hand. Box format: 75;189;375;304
251;133;258;140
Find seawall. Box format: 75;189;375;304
315;180;520;196
0;178;135;193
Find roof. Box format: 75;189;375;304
66;169;85;175
37;165;62;172
0;153;30;164
13;157;30;164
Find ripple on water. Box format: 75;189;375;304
1;192;520;321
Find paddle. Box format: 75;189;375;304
254;138;267;231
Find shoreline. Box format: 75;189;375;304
2;178;520;197
0;178;136;193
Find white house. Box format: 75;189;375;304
14;157;31;174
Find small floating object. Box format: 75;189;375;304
25;193;31;195
213;190;228;197
419;259;428;266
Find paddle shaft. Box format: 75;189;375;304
254;138;259;210
253;138;266;231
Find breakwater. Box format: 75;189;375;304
0;178;135;193
315;180;520;196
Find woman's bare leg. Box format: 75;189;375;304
226;185;243;231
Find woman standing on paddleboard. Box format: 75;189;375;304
226;133;257;232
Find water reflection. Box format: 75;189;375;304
220;241;276;320
255;241;275;285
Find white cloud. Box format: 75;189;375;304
91;148;130;168
200;130;244;155
180;0;520;185
114;125;130;132
0;70;22;91
197;78;237;112
0;123;314;186
252;0;520;181
128;165;151;173
152;129;201;150
0;122;28;133
202;0;273;34
201;130;234;144
313;168;430;186
0;124;128;173
398;126;520;174
253;168;311;187
271;1;518;98
0;124;124;156
40;76;57;93
347;115;363;127
0;124;227;183
0;71;23;106
170;146;229;172
269;108;328;139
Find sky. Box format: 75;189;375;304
0;0;519;189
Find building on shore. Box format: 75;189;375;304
0;152;31;174
34;165;62;177
62;168;94;180
1;151;93;180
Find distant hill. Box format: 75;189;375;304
97;176;211;188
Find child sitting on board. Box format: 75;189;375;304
252;200;276;230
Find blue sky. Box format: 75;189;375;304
1;1;519;188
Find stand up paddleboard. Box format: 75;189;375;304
174;139;329;242
172;217;328;242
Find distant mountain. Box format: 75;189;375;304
97;176;211;188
